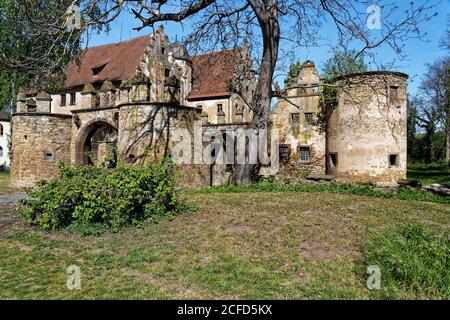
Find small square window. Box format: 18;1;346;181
279;144;290;163
60;94;66;107
389;154;399;167
311;85;320;93
70;93;76;105
298;146;311;164
305;112;314;125
329;153;338;167
298;87;307;94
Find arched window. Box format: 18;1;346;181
0;146;3;157
0;124;3;136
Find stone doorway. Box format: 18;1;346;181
75;121;118;165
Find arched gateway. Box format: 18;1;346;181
75;119;118;165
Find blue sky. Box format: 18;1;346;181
85;1;449;96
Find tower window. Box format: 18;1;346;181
0;124;3;136
43;150;54;161
217;104;223;113
165;68;171;77
329;153;338;168
389;86;399;105
389;154;399;167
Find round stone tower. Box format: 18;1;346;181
326;71;408;186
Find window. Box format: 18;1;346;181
0;124;3;136
217;104;223;113
165;68;171;77
298;146;311;163
389;154;399;167
43;150;54;161
291;113;300;125
0;146;3;157
298;87;307;94
389;86;399;105
60;94;66;107
70;93;76;105
305;112;314;125
311;85;320;93
92;64;106;76
161;47;166;55
279;144;290;163
329;153;338;167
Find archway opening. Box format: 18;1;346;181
76;121;118;166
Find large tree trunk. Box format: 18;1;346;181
234;0;280;184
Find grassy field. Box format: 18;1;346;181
0;171;12;193
407;163;450;185
0;190;448;299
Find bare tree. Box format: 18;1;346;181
418;57;450;162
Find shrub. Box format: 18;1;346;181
19;160;192;231
363;223;450;299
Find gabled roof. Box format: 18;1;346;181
64;35;150;88
188;49;239;101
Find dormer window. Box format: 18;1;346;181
92;64;106;76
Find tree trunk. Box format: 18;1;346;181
234;0;280;184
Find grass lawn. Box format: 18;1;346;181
0;191;448;299
407;163;450;185
0;171;11;193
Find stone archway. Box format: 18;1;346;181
75;120;118;165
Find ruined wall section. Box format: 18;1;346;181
10;114;72;188
272;61;326;178
327;72;408;186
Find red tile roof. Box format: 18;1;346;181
187;49;238;100
62;35;237;101
64;35;150;88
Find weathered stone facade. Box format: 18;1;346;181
10;27;409;188
10;114;72;188
327;72;408;186
272;61;326;178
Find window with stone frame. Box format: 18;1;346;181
165;68;171;77
311;85;320;93
217;104;223;113
291;112;300;127
279;144;290;163
69;93;76;105
298;146;311;164
389;86;399;105
0;124;3;136
60;94;66;107
304;112;314;125
389;154;399;167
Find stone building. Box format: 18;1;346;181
272;62;408;186
10;27;408;188
0;108;11;168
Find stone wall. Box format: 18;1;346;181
327;72;408;186
10;114;72;188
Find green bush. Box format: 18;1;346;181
19;160;192;231
363;223;450;299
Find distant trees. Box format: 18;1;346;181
321;50;367;79
409;57;450;164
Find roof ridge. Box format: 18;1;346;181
83;34;151;50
